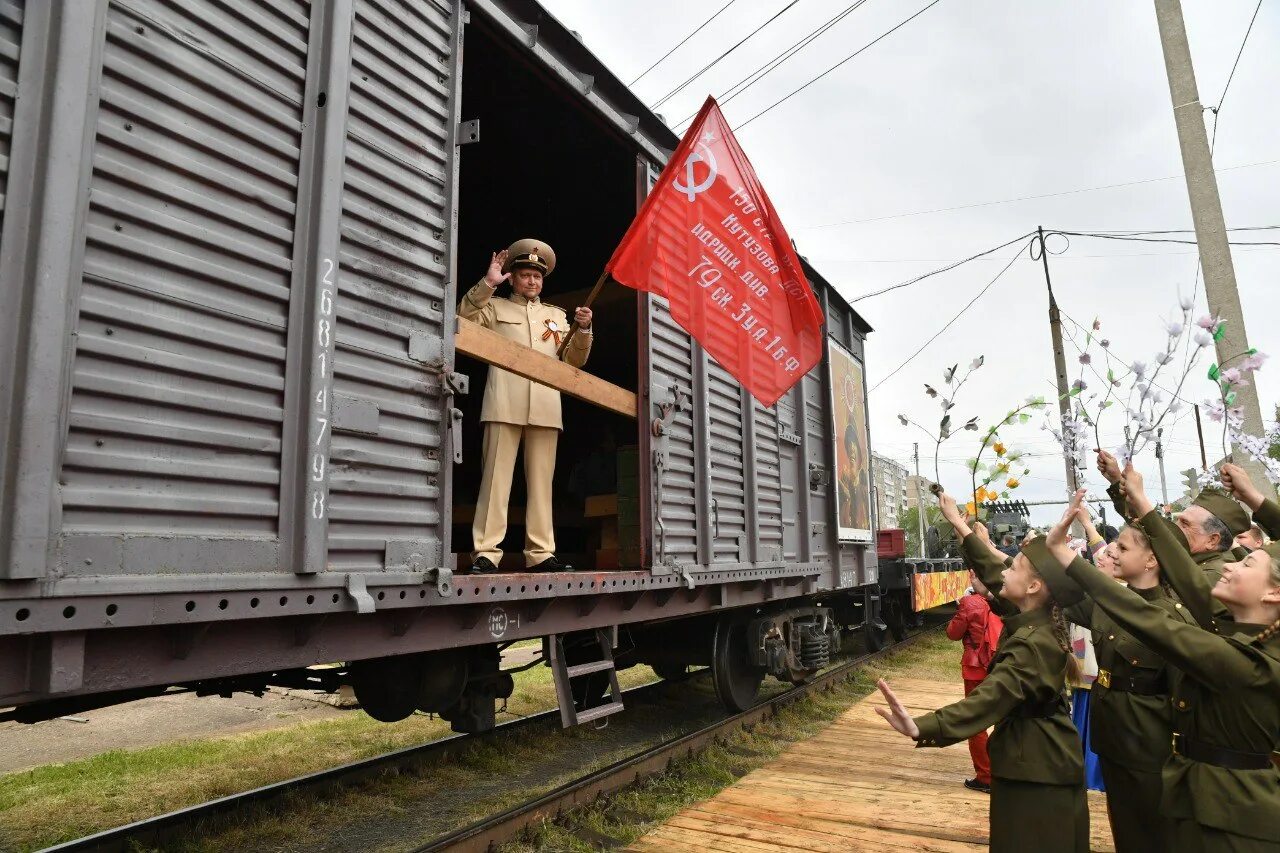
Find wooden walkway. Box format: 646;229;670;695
628;677;1115;852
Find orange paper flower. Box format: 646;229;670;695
1006;478;1021;489
994;442;1006;457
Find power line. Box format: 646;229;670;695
629;0;739;87
798;158;1280;229
869;241;1027;393
1208;0;1264;155
1055;229;1280;247
846;231;1033;302
733;0;945;131
673;0;874;129
652;0;800;111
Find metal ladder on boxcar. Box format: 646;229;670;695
546;628;625;727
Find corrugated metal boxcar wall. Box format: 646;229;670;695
0;1;16;235
0;0;463;584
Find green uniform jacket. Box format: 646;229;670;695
913;607;1083;785
1252;497;1280;541
1065;587;1195;771
1064;549;1280;842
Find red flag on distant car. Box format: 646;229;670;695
605;97;825;407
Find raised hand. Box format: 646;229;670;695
1046;488;1086;564
1219;462;1264;511
574;306;593;330
938;492;961;524
1119;463;1154;518
484;250;510;287
1096;449;1121;484
873;679;921;739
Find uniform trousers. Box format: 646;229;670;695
963;678;992;785
472;422;558;568
1099;757;1172;853
989;777;1089;853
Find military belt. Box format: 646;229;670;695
1010;695;1068;719
1171;733;1274;771
1095;667;1168;696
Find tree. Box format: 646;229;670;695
900;504;946;557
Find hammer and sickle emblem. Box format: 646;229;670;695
673;140;718;202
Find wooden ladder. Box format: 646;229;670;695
547;628;625;727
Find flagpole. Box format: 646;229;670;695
557;269;610;357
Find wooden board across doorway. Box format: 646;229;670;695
454;318;638;419
628;677;1116;852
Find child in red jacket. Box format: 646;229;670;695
946;570;1004;793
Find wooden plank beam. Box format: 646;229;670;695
454;318;638;419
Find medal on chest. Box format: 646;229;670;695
541;318;563;347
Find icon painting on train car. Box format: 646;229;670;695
829;340;872;543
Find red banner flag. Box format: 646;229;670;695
605;97;825;407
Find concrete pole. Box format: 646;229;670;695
913;442;927;558
1152;0;1268;489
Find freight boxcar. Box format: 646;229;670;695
0;0;890;731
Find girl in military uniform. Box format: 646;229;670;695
1064;504;1195;852
876;492;1089;853
1051;479;1280;853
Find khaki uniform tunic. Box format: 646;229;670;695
1066;584;1195;852
944;534;1089;852
457;281;592;567
1069;517;1280;850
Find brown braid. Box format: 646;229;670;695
1050;603;1084;685
1254;617;1280;646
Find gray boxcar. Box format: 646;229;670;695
0;0;886;729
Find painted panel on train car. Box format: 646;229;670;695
829;339;872;543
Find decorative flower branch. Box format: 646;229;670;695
896;356;985;487
965;397;1047;518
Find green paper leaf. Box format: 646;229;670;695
1213;324;1226;342
1208;364;1220;381
1018;413;1030;424
1225;391;1237;406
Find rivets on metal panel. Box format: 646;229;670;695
104;328;113;335
317;91;327;108
94;439;104;447
124;122;133;131
135;25;145;35
113;223;122;231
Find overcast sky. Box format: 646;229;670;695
539;0;1278;525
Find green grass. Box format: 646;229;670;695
0;662;656;851
503;629;957;852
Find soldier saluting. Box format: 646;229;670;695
458;240;593;574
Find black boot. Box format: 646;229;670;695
467;556;499;575
528;555;572;573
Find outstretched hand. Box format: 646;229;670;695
937;493;974;539
1219;462;1264;511
874;679;921;739
1046;489;1086;565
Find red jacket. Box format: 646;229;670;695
947;592;1002;681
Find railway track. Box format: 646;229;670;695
42;619;943;853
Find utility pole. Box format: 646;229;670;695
1155;427;1170;506
1034;225;1085;532
913;442;927;558
1152;0;1268;489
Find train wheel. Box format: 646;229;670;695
712;616;765;712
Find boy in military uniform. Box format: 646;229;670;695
458;240;593;574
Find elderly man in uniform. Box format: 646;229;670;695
1097;450;1250;586
458;240;593;574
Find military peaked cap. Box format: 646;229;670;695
1193;487;1251;536
503;238;556;276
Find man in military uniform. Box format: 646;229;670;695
458;240;593;574
1097;450;1249;586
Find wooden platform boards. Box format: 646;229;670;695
628;677;1115;852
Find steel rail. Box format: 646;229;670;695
414;622;945;853
39;678;681;853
